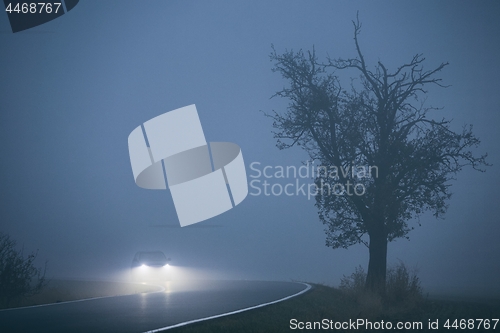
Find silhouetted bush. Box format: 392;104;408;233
339;265;383;317
0;232;47;307
340;262;423;309
339;265;366;296
386;261;423;306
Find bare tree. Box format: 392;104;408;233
0;232;47;307
269;16;488;295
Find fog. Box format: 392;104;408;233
1;1;499;298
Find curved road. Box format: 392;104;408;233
0;280;309;333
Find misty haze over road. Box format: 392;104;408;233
0;280;307;333
0;0;499;305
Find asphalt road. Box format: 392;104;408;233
0;280;309;333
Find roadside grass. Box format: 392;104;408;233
171;283;500;333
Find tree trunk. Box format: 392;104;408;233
365;228;388;296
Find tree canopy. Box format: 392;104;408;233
269;16;488;294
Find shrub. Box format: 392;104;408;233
339;265;366;296
339;266;382;317
385;261;423;306
0;232;47;307
340;262;423;308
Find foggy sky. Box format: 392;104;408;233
1;0;499;297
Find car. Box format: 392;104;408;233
130;251;171;282
131;251;171;268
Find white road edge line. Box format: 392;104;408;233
0;283;165;312
142;282;312;333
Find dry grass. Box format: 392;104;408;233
339;262;424;314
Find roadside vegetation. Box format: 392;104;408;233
172;264;499;332
0;232;47;308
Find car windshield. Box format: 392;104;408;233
139;252;166;262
